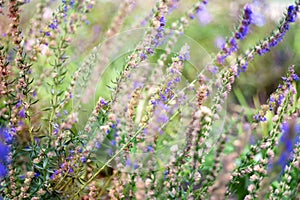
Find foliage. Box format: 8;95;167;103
0;0;300;199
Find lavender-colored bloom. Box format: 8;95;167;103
16;100;22;108
61;163;66;169
215;36;225;49
216;55;226;64
19;108;26;118
208;65;219;74
229;38;238;52
18;120;24;126
0;128;12;180
0;127;13;144
146;48;154;55
140;53;147;61
0;163;8;179
254;114;266;122
95;141;101;149
56;112;62;117
107;149;113;156
235;5;252;40
81;156;87;163
100;98;108;106
49;23;58;30
70;0;75;8
52;124;60;135
110;140;116;146
33;90;37;97
197;8;212;25
274;122;300;170
159;16;166;27
147;145;154;152
189;13;195;20
150;100;157;106
159;93;168;102
257;5;298;56
133;163;139;170
287;5;296;22
125;159;131;167
0;143;9;164
277;94;284;106
69;167;74;173
50;173;55;180
292;74;299;81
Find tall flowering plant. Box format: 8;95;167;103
0;0;300;199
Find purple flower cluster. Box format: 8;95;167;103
253;114;266;122
0;127;13;179
153;16;166;48
257;5;298;55
188;0;209;20
49;19;59;30
274;122;300;170
268;94;284;111
217;5;253;64
235;5;253;40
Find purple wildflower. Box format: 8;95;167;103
126;159;131;167
70;0;75;8
0;143;9;164
274;121;300;170
277;94;284;106
0;163;8;179
100;98;108;106
16;100;22;108
208;65;219;75
95;141;101;149
257;5;298;56
287;5;296;22
147;145;154;152
81;156;87;163
292;74;299;81
52;124;60;135
69;167;74;173
19;109;26;118
147;48;154;55
133;163;139;170
159;16;166;27
235;5;253;40
0;127;12;180
110;140;116;146
254;114;266;122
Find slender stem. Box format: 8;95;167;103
71;125;145;198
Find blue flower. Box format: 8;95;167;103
110;140;116;146
287;5;296;22
292;74;299;81
133;163;139;170
159;16;166;27
147;145;154;152
19;108;26;118
0;143;9;164
0;127;13;180
274;121;300;171
0;163;8;179
125;159;131;167
81;157;87;163
140;53;147;61
0;127;13;144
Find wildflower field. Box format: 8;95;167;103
1;0;300;199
